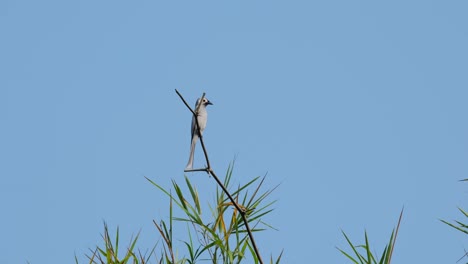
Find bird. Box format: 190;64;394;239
185;97;213;170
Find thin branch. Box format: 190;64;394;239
175;89;264;264
175;89;198;117
456;248;468;263
184;168;209;172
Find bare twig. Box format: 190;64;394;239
175;89;264;264
184;168;209;173
456;248;468;263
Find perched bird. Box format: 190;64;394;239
185;97;213;170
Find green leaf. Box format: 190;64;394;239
185;176;201;214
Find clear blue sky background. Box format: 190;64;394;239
1;1;468;263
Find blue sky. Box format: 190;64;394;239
1;1;468;263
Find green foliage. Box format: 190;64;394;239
80;164;281;264
337;209;403;264
441;206;468;262
78;223;156;264
146;164;280;263
441;207;468;236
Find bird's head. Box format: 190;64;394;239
198;97;213;107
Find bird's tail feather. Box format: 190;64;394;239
185;135;198;170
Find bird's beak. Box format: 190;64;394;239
207;100;213;105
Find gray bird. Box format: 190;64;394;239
185;97;213;170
